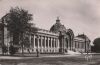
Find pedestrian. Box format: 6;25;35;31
36;48;39;57
27;49;30;54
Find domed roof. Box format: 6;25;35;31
50;17;66;33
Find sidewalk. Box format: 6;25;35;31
42;54;80;58
0;52;98;60
0;53;80;60
0;56;34;60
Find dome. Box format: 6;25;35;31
50;17;66;33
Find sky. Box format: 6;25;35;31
0;0;100;44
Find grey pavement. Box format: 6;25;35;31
0;54;80;60
0;52;98;60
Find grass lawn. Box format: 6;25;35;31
0;54;100;65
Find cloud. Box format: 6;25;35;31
0;0;100;42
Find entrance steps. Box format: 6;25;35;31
67;50;81;55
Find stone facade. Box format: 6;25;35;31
74;34;91;53
0;17;91;54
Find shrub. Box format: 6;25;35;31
2;45;8;55
9;45;18;55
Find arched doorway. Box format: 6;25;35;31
59;29;74;53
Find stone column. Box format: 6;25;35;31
40;36;43;52
55;38;56;52
79;42;81;51
52;38;54;52
55;38;59;52
64;37;66;50
78;42;80;49
33;35;36;52
67;38;69;50
74;41;76;49
52;38;54;48
80;42;82;49
73;41;74;49
60;36;64;53
29;34;31;48
47;37;50;52
85;41;86;52
51;38;52;52
62;37;65;53
82;42;83;49
44;36;46;52
71;39;72;50
40;36;42;48
86;41;88;52
37;36;40;49
80;42;81;49
54;38;55;52
76;42;78;49
57;38;59;52
76;41;77;49
78;42;79;49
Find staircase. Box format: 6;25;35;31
67;50;81;55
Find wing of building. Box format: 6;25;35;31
0;17;91;54
74;34;91;53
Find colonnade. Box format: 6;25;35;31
28;34;60;53
73;41;90;52
64;37;73;51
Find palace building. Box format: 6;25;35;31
74;34;91;53
0;17;91;54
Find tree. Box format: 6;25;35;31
92;38;100;53
2;45;8;55
9;45;18;55
1;7;37;55
24;37;30;48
